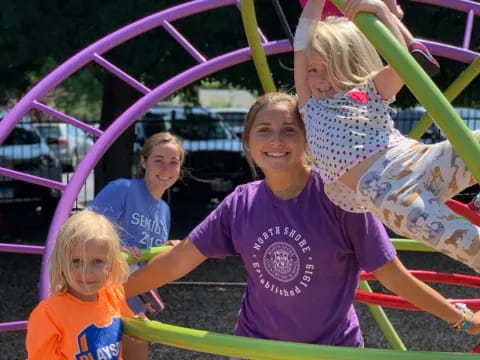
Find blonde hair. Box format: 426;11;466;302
242;92;314;178
307;17;383;91
49;210;129;294
138;131;185;178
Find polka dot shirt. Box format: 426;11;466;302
300;79;405;212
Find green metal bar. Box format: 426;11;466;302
391;238;435;252
329;0;480;183
123;239;435;262
240;0;277;93
123;317;479;359
409;56;480;140
122;245;171;264
358;281;406;351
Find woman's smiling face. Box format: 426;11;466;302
141;142;181;194
246;102;307;176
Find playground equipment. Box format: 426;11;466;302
0;0;480;357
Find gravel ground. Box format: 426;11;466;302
2;199;480;359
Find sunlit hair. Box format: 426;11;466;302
49;210;129;294
241;92;314;178
307;17;383;91
138;131;185;178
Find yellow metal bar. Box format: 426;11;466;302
240;0;277;93
409;56;480;140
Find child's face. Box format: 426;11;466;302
306;56;336;99
67;237;110;302
141;143;181;196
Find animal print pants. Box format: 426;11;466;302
356;135;480;272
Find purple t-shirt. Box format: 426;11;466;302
189;169;396;346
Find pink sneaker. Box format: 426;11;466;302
408;41;440;77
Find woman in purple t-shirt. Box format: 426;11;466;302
125;93;480;347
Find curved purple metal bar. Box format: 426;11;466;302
0;0;479;333
0;243;44;255
40;40;290;301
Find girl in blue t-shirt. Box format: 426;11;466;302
89;132;184;358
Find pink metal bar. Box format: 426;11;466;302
162;20;207;63
0;243;45;255
31;101;103;138
463;9;474;49
0;167;65;191
92;53;152;95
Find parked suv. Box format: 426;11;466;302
135;105;249;199
33;122;94;171
0;122;62;220
210;108;249;138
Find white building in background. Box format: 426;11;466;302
198;88;256;109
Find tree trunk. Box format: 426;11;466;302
94;76;142;195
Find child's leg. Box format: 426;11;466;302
375;186;480;272
422;133;479;202
356;142;480;271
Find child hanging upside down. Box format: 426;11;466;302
294;0;480;271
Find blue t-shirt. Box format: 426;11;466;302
189;168;396;346
89;178;170;249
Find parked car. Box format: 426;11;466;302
0;122;62;221
393;106;480;143
32;122;95;171
210;108;249;138
135;105;249;199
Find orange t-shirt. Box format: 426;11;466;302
26;283;134;360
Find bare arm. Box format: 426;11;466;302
124;238;207;297
343;0;405;99
294;0;325;107
374;257;480;334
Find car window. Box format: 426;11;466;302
35;125;61;138
67;125;89;138
4;127;41;145
217;112;247;127
143;119;229;140
141;108;230;140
